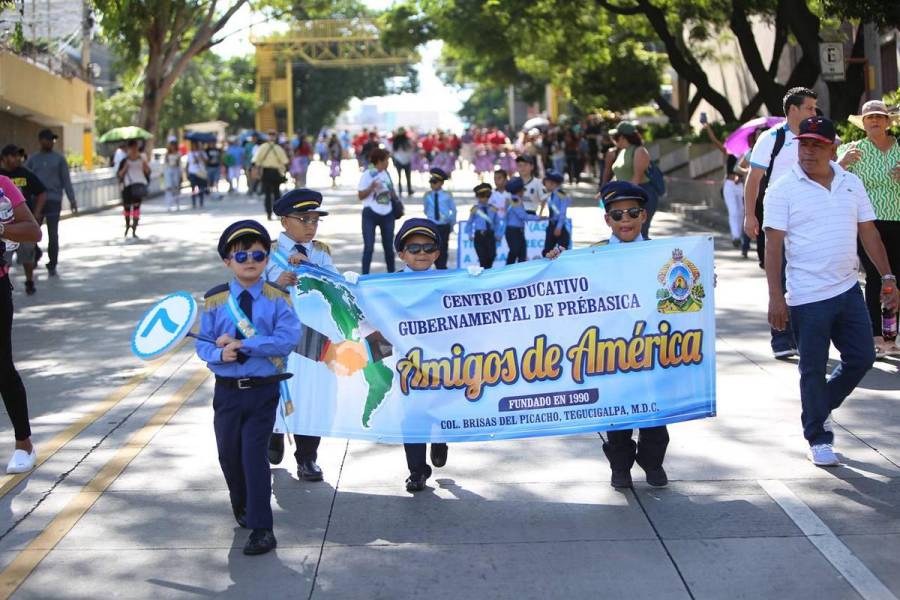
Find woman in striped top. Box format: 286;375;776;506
837;100;900;356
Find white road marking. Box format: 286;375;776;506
759;479;898;600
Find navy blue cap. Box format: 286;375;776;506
38;128;58;141
506;177;525;195
274;188;328;216
218;220;272;259
515;154;535;165
796;116;836;144
599;181;647;208
394;218;441;252
543;170;564;184
473;183;492;195
429;167;449;182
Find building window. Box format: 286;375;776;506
261;79;271;103
275;56;286;79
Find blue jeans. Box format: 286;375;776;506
361;207;395;274
789;284;875;446
771;251;796;353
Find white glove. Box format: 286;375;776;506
467;265;484;276
342;270;360;285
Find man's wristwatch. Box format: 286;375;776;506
883;274;897;282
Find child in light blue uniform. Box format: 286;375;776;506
504;177;546;264
541;170;571;256
422;167;457;269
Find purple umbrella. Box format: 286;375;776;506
724;116;784;156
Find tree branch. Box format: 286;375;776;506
594;0;643;17
655;92;681;122
729;0;783;115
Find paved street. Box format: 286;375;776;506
1;162;898;599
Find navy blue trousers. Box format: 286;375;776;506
213;381;278;530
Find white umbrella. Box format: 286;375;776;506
522;117;549;131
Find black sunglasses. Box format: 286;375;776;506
230;250;268;263
403;242;439;254
607;207;644;221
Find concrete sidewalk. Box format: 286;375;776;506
1;162;898;599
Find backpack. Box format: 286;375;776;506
754;126;787;220
646;160;666;197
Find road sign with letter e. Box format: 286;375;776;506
131;292;198;360
819;43;845;82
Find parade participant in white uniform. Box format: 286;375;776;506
264;189;333;481
515;155;542;214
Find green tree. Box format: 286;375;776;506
458;86;509;128
95;53;257;139
93;0;257;145
293;63;418;134
381;0;664;117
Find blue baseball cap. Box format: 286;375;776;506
506;177;525;195
543;170;564;184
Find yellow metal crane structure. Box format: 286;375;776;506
253;19;415;134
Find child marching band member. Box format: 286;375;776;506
540;170;571;256
466;183;502;268
264;189;333;482
504;177;547;265
547;181;669;489
393;218;450;491
196;220;301;555
423;167;457;270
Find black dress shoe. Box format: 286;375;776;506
243;528;277;555
644;466;668;487
430;443;448;468
610;469;633;489
405;471;428;492
297;459;323;481
233;505;247;529
268;434;285;465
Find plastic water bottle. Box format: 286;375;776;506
883;305;897;343
0;190;19;252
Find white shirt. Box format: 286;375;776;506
749;123;798;186
357;167;394;216
489;189;510;215
520;177;543;213
763;162;876;306
186;151;206;177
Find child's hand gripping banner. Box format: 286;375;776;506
277;236;716;443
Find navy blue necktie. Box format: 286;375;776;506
294;243;308;257
235;290;252;340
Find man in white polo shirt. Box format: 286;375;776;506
763;116;898;467
745;87;818;359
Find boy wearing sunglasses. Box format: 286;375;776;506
547;181;669;488
393;218;451;491
196;220;301;555
423;167;457;270
265;189;333;481
466;183;502;268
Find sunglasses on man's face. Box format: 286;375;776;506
429;178;442;185
476;193;491;199
230;250;268;263
286;215;321;225
607;207;644;221
403;242;439;254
